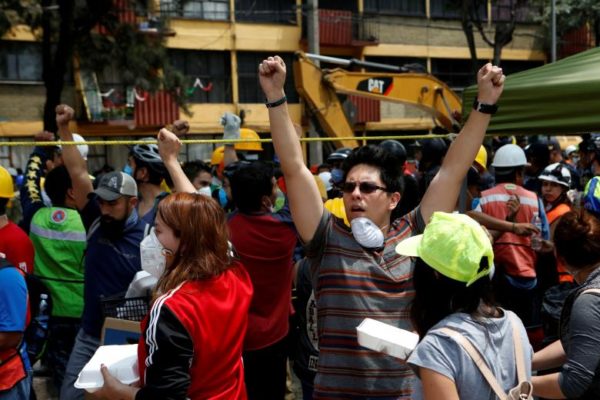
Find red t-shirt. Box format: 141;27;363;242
0;221;34;274
228;211;297;350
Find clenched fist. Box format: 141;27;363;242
56;104;74;128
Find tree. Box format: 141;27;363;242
0;0;186;133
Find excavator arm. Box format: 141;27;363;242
293;51;463;149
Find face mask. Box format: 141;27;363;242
100;215;126;240
197;186;212;197
351;217;384;249
140;229;166;279
123;164;133;176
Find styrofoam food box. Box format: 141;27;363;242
356;318;419;361
74;344;139;393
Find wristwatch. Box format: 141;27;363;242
472;98;498;115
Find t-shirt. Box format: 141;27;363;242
305;208;425;399
408;310;532;400
0;267;31;373
0;221;34;274
80;197;147;338
228;208;297;350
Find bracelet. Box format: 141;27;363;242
512;222;515;233
265;95;287;108
472;98;498;115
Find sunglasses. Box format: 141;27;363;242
341;181;389;194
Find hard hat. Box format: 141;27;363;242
539;163;571;188
324;197;349;226
59;132;89;160
318;171;333;192
0;166;14;199
565;145;578;157
474;145;488;171
379;140;407;165
584;176;600;215
211;146;225;166
491;144;527;168
235;128;263;152
327;147;353;163
131;138;166;175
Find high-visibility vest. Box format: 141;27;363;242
29;207;86;318
547;203;574;283
479;184;540;278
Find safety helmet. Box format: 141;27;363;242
59;133;89;160
379;140;407;165
565;145;578;157
474;145;488;171
327;147;353;163
211;146;225;166
584;176;600;215
235;128;263;152
131;138;166;175
491;144;527;168
0;166;14;199
539;163;571;188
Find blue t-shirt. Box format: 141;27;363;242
0;267;31;371
80;197;147;337
408;310;532;400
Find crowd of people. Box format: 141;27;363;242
0;55;600;400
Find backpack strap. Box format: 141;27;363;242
507;313;528;384
439;327;508;399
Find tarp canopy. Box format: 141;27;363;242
463;47;600;135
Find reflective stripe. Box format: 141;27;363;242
30;224;87;242
479;193;538;207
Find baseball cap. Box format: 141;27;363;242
91;171;137;201
395;212;494;286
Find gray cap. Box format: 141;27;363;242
92;171;137;201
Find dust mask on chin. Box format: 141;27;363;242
351;217;384;249
140;229;168;279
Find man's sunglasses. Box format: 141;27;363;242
341;181;389;194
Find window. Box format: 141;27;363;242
0;42;43;82
160;0;229;20
170;50;232;103
237;52;298;103
492;0;541;23
235;0;296;24
431;58;483;92
364;0;425;16
430;0;486;20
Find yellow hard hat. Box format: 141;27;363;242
235;128;263;152
474;145;488;171
0;166;14;199
211;146;225;166
324;197;349;226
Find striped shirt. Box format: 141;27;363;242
306;208;425;399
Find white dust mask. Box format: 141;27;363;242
351;217;384;249
140;229;167;279
197;186;212;197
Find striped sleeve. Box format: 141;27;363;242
136;298;193;400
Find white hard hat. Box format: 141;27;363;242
539;163;571;188
59;133;89;160
318;171;333;192
491;144;527;168
565;145;578;157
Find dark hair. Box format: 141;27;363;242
410;258;496;337
44;165;72;207
134;158;165;185
494;167;523;184
554;210;600;270
182;161;212;182
155;192;232;295
0;197;8;215
341;145;405;194
230;161;274;213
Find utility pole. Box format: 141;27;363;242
306;0;323;165
551;0;557;62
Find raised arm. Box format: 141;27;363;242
157;128;196;194
56;105;93;210
420;64;505;223
220;112;240;167
259;56;323;242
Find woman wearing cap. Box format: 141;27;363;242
95;192;253;399
531;210;600;399
396;212;532;399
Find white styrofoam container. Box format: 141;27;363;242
356;318;419;361
74;344;139;393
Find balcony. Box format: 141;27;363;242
314;10;378;47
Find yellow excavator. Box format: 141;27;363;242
293;51;463;149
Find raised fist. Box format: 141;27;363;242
55;104;74;127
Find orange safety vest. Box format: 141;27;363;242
546;203;574;283
0;259;30;392
479;184;540;278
